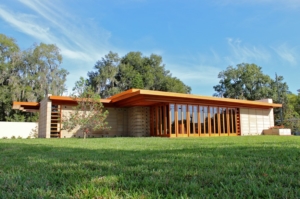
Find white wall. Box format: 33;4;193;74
0;122;38;138
240;108;274;135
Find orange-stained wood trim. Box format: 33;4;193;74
109;89;140;103
114;95;146;107
12;102;40;110
107;89;139;100
138;90;282;108
142;95;277;109
49;96;111;103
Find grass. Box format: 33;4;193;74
0;136;300;198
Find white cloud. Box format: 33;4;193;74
272;43;298;66
0;1;117;91
225;38;271;64
0;1;111;63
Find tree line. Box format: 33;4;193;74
87;51;191;98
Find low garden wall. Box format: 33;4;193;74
263;128;291;136
0;122;38;139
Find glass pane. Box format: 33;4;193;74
204;106;209;134
194;106;198;134
200;106;204;134
224;108;228;134
189;105;194;134
182;105;187;134
219;107;225;134
214;107;218;134
170;104;175;134
210;107;214;134
178;105;182;134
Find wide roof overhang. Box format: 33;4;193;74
106;89;282;109
12;89;282;111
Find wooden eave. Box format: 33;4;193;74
12;102;40;112
109;89;282;109
49;96;111;106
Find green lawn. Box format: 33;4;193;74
0;136;300;198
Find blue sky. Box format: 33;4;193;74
0;0;299;96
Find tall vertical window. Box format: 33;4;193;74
182;105;187;134
177;105;182;134
219;107;226;134
150;104;239;137
170;104;175;134
194;105;198;134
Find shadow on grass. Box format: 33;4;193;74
0;138;299;198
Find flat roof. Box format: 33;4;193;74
49;96;111;105
107;89;282;108
13;89;282;111
12;102;40;112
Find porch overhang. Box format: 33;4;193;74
12;102;40;112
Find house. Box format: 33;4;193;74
13;89;282;138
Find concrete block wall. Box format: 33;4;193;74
38;94;52;138
60;106;128;138
0;122;38;138
91;107;128;137
240;108;274;135
127;106;150;137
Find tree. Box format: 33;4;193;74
213;63;299;128
0;34;69;121
0;34;21;121
62;77;109;139
213;63;272;100
20;43;69;101
88;51;191;97
87;51;120;98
